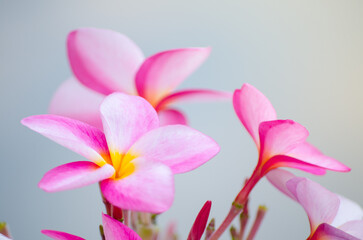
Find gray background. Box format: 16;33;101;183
1;0;363;239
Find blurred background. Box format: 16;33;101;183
1;0;363;239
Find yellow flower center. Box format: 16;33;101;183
110;151;137;179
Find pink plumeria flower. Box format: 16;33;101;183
42;213;142;240
208;84;351;240
267;169;363;240
233;83;350;204
22;93;219;213
49;28;231;128
187;201;212;240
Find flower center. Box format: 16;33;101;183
110;151;137;179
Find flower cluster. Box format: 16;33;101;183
1;28;361;240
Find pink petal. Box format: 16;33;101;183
263;155;327;175
127;125;219;174
67;28;144;95
135;48;211;106
39;161;114;192
100;158;174;213
155;89;232;111
285;143;350;172
187;201;212;240
49;77;104;129
102;213;142;240
265;169;297;200
21;115;110;165
263;143;350;175
310;223;359;240
100;93;159;167
339;221;363;239
259;120;308;164
233;84;277;148
267;171;361;239
286;178;340;232
259;119;346;175
158;109;188;126
331;196;363;228
42;230;85;240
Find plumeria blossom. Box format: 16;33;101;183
232;83;350;204
208;84;350;240
42;213;142;240
267;169;363;239
49;28;231;128
22;93;219;213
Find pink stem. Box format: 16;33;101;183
140;212;151;226
131;211;138;230
205;219;215;240
123;209;130;226
99;183;124;221
209;169;261;240
209;207;240;240
99;183;112;216
238;209;249;240
234;168;261;205
100;194;112;216
246;206;267;240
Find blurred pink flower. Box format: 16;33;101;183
49;28;231;128
42;213;142;240
22;93;219;213
267;169;363;240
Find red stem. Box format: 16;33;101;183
209;206;241;240
238;213;248;240
99;183;124;221
208;168;261;240
234;168;261;205
246;206;267;240
111;205;124;221
237;200;249;240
